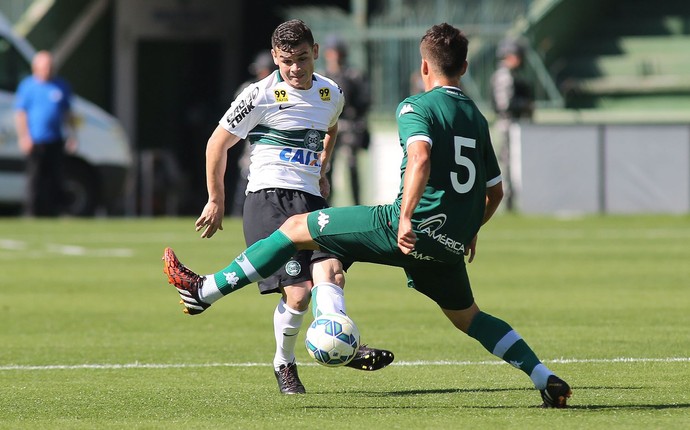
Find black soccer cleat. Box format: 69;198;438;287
162;247;211;315
345;344;394;371
540;375;572;408
274;362;306;394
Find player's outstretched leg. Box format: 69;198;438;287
465;310;572;407
540;375;572;408
345;344;395;371
162;247;211;315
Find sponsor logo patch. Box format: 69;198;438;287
227;87;259;128
318;87;331;101
223;271;240;287
409;251;435;261
317;211;330;232
399;104;414;116
418;213;465;255
418;214;447;233
279;148;321;166
273;89;288;102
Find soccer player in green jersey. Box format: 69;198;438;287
164;23;572;407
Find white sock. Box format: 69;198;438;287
311;282;346;318
199;275;223;304
273;299;307;370
530;363;554;390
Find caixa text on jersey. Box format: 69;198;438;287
279;148;321;167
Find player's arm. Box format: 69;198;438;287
398;140;431;254
195;125;241;238
319;123;338;199
465;181;504;263
14;110;32;154
483;182;503;225
13;82;33;154
64;110;78;154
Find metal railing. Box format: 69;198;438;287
287;0;564;115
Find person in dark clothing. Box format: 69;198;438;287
490;37;534;212
323;36;371;205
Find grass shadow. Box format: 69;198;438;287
305;385;690;411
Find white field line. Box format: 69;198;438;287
1;357;688;372
0;239;133;258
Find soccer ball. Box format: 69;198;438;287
305;313;360;367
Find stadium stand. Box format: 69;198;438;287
289;0;690;117
548;0;690;110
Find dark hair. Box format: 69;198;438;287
271;19;315;52
420;23;468;77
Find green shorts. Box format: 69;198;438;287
306;205;475;310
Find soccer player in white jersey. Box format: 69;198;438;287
164;19;392;394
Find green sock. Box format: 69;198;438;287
213;230;297;295
467;311;541;376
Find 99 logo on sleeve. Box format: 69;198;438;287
319;88;331;101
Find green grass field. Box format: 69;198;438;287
1;215;689;429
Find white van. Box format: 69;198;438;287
0;12;132;216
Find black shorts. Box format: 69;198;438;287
243;188;339;294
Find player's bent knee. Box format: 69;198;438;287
312;258;345;287
280;214;317;248
442;302;480;333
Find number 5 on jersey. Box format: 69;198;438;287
451;136;476;194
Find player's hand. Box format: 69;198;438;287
319;176;331;199
465;234;478;263
18;136;33;155
195;202;224;238
397;218;417;255
65;137;78;154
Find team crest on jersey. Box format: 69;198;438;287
273;89;288;102
318;87;331;101
285;261;302;276
304;129;321;150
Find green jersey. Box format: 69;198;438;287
394;86;502;256
306;86;501;307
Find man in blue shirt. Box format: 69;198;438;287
14;50;77;216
